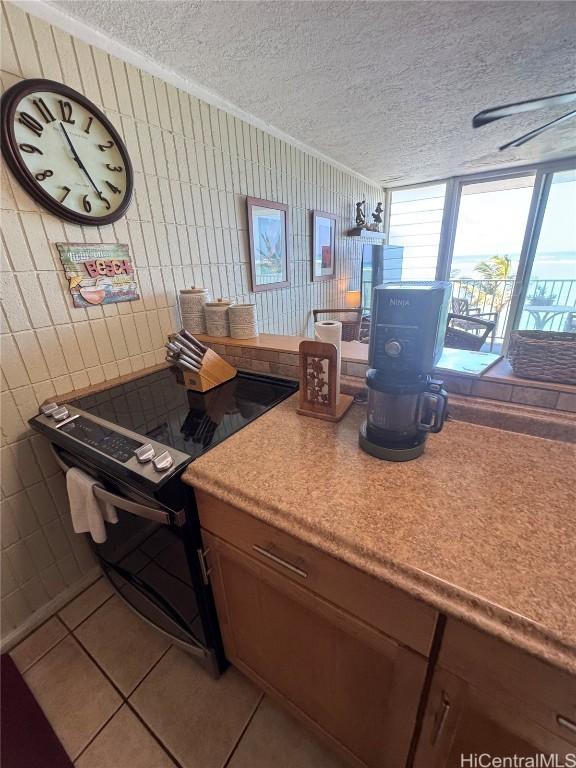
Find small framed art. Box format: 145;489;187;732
312;210;336;282
247;197;289;292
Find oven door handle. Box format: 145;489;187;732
50;445;181;526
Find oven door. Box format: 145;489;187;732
51;445;212;662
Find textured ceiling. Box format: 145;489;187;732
51;0;576;185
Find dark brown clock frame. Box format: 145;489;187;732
0;78;134;226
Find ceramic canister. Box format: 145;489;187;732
229;303;259;339
179;287;209;334
204;299;233;337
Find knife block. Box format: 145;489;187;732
180;348;237;392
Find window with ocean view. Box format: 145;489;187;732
387;162;576;351
517;169;576;334
449;175;536;349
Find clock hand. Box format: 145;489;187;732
59;122;103;199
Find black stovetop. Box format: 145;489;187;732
71;368;298;461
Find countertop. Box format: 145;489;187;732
183;395;576;674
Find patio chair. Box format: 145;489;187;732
445;313;496;351
451;296;498;323
312;308;363;341
564;312;576;332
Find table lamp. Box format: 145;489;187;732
345;290;361;309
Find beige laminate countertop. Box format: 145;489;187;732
183;395;576;674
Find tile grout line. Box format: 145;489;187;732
123;699;186;768
7;573;106;660
62;590;116;634
68;632;173;761
122;642;173;700
71;698;125;764
221;691;265;768
70;626;170;703
10;616;71;675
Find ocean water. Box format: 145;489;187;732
450;251;575;281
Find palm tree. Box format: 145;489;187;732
475;254;514;283
473;255;515;312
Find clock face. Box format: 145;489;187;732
1;79;133;225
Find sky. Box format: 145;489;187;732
451;173;575;279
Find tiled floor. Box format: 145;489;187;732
9;577;348;768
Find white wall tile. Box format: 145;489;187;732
3;2;40;78
13;331;50;383
0;1;381;641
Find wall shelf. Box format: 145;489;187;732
346;227;387;241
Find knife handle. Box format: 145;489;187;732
180;329;207;354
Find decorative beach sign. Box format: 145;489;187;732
57;243;139;307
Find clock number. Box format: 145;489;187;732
33;98;55;123
84;117;93;134
60;186;71;203
58;100;75;124
19;143;43;155
105;163;123;172
35;169;53;182
99;194;111;210
98;140;114;151
82;194;92;213
19;112;43;137
105;180;122;195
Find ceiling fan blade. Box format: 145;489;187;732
499;109;576;150
473;91;576;128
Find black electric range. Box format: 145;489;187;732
29;369;298;675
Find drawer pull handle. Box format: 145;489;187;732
557;715;576;735
252;545;308;579
197;548;212;586
431;693;451;745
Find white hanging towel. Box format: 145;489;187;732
66;467;118;544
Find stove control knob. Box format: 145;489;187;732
153;451;174;472
384;340;402;357
135;443;155;463
41;402;60;416
52;406;69;421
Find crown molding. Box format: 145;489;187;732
11;0;383;189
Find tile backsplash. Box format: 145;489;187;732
0;0;382;640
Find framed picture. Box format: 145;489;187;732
312;210;336;281
247;197;289;292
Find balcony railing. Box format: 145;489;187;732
361;277;575;349
450;278;576;346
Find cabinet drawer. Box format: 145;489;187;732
414;667;576;767
439;618;576;721
196;489;437;656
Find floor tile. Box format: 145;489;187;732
10;617;67;673
75;705;176;768
130;646;261;768
59;577;114;629
74;595;171;695
24;635;121;760
228;696;349;768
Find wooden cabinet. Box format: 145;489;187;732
197;492;576;768
196;489;437;657
204;531;428;768
197;488;436;768
414;621;576;767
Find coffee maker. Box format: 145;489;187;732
359;281;451;461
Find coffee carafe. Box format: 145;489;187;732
359;281;451;461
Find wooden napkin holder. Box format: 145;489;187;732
297;340;353;422
180;347;237;392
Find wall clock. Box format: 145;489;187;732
1;78;133;226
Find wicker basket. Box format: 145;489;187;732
507;330;576;385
